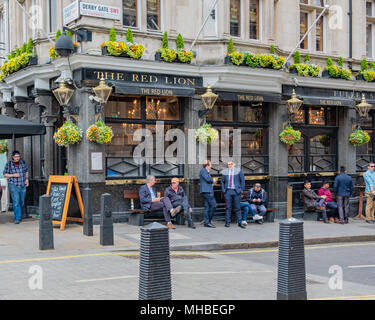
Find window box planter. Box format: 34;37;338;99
356;73;365;81
288;66;298;74
101;46;126;57
322;70;329;78
224;55;247;67
155;51;177;63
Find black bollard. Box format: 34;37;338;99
82;188;93;237
277;218;307;300
39;195;54;251
100;193;114;246
139;222;171;300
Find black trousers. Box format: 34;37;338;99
172;196;193;225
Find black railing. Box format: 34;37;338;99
356;154;374;172
106;156;184;179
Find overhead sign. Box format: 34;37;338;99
80;2;121;20
63;0;80;25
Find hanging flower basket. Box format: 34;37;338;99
319;135;331;147
53;121;83;147
195;123;218;145
0;140;8;154
349;130;370;147
86;121;114;144
279;126;301;146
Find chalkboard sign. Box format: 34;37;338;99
46;176;84;230
49;183;68;221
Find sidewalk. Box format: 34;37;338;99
0;211;375;258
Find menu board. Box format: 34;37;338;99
49;183;68;221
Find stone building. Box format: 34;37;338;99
0;0;374;221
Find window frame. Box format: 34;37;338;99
249;0;261;41
122;0;139;28
146;0;162;32
47;0;57;34
367;1;375;58
229;0;242;38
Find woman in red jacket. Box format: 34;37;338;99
318;182;339;223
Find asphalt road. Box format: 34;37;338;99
0;242;375;300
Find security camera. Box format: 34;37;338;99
89;95;101;103
292;77;299;86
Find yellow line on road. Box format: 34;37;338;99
311;294;375;300
0;242;374;265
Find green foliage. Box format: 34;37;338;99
66;30;73;38
15;48;20;57
55;29;62;40
227;38;234;54
349;130;371;146
370;62;375;70
162;31;169;49
109;28;117;42
10;50;15;59
126;28;133;43
293;50;301;64
26;38;33;54
270;44;275;54
361;59;369;71
176;33;185;50
280;126;302;146
21;43;27;54
327;57;333;66
338;56;343;67
304;53;310;63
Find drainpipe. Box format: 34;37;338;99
348;0;353;70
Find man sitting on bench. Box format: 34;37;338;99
164;177;196;229
139;175;181;229
302;181;329;224
247;183;267;224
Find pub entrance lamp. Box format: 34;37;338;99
52;78;79;121
286;89;303;116
93;77;113;121
198;84;219;118
356;93;372;119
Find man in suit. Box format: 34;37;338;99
139;175;181;229
334;166;354;224
222;161;245;228
164;177;196;229
199;160;217;228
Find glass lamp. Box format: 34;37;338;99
52;78;74;106
356;93;372;119
93;77;113;105
287;89;303;115
201;84;218;110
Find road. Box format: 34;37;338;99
0;242;375;300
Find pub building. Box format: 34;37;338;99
1;52;374;222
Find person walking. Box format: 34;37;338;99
221;161;245;228
363;162;375;224
333;166;353;224
3;151;29;224
199;160;217;228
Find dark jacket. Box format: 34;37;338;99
247;188;267;205
302;188;322;211
139;184;157;211
334;173;353;197
200;168;214;194
221;168;245;195
164;185;185;203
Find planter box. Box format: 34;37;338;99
288;66;298;74
155;51;191;64
322;70;330;78
28;56;38;66
224;55;231;65
102;46;129;58
356;73;365;81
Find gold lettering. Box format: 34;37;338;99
141;88;150;95
110;73;115;81
150;75;158;83
187;78;195;86
117;73;124;81
141;75;148;83
132;74;139;82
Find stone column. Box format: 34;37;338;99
337;106;356;175
268;102;289;219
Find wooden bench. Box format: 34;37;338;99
124;190;185;226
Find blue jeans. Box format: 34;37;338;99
8;184;26;222
315;198;328;221
240;202;255;221
325;201;338;218
202;193;217;225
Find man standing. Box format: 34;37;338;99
164;178;196;229
199;160;217;228
247;183;268;224
139;175;181;229
333;167;353;224
363;162;375;224
3;151;29;224
222;161;245;228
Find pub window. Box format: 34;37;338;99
249;0;260;40
315;16;324;52
367;1;375;58
147;0;161;30
292;105;337;126
105;95;183;179
300;11;309;49
123;0;138;27
207;101;269;175
48;0;57;33
356;112;375;172
230;0;241;37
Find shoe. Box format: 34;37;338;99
167;223;176;229
329;217;334;222
188;223;196;229
366;220;373;224
253;214;262;221
345;218;349;224
14;221;20;224
256;219;263;225
242;221;248;226
334;218;339;223
338;221;345;225
225;223;230;228
204;223;216;228
317;206;325;211
171;206;182;217
238;223;246;229
323;220;330;224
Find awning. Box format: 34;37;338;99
0;115;46;139
108;81;196;97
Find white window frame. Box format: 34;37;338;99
122;0;141;30
367;0;375;59
299;10;311;50
146;0;163;33
47;0;57;34
249;0;262;42
229;0;242;39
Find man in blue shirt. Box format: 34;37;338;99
221;161;245;228
3;151;29;224
363;162;375;223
